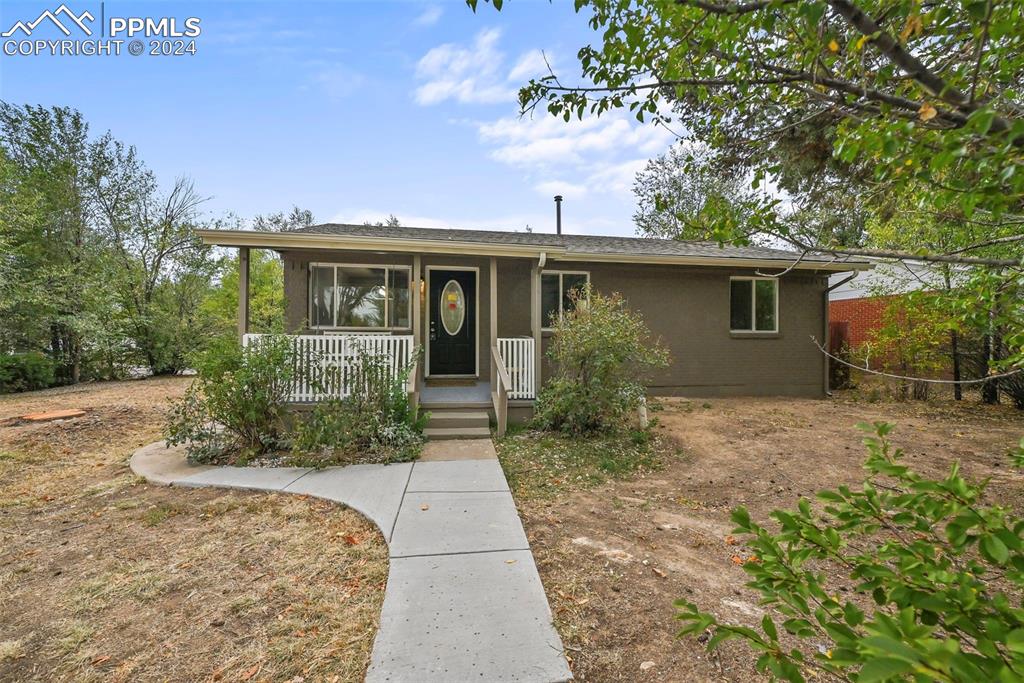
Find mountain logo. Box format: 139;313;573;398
2;4;95;38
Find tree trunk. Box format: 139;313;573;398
950;329;962;401
942;270;962;401
69;328;81;384
981;333;999;404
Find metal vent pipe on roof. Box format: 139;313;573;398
554;195;563;235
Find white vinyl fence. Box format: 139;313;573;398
497;337;536;399
243;333;414;402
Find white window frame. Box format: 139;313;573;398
541;270;590;331
308;262;413;331
729;276;779;334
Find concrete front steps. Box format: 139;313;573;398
424;409;491;440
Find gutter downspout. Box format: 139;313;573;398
823;272;860;396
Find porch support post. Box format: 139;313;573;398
412;254;422;389
531;258;542;396
412;255;422;349
490;256;498;387
238;246;250;340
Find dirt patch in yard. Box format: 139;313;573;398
0;377;388;682
514;395;1024;681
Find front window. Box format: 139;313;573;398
309;264;411;329
730;277;777;333
541;271;590;329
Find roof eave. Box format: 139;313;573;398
196;229;566;259
553;251;872;272
196;229;872;272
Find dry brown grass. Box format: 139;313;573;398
512;393;1024;681
0;377;388;682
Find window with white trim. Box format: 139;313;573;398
309;263;411;329
730;277;778;333
541;271;590;329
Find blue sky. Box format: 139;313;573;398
0;1;676;236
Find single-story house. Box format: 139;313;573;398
197;224;870;438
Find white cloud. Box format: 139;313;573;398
413;5;443;27
410;31;678;233
477;112;675;170
473;112;675;206
310;63;365;100
507;49;550;82
534;180;588;200
586;158;649;196
414;28;516;105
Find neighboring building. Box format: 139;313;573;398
829;260;941;348
199;224;869;436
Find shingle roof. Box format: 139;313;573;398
292;223;857;265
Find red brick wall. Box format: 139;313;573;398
829;296;896;348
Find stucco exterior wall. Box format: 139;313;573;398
280;249;829;398
538;260;828;397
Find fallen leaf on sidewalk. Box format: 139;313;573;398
505;559;517;564
420;504;430;511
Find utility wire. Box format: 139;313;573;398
811;336;1024;385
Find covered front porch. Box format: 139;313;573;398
236;246;551;436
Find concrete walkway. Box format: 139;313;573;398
130;441;572;682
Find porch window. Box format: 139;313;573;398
309;263;411;329
541;271;590;329
730;277;778;333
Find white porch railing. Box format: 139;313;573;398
497;337;536;399
243;333;414;402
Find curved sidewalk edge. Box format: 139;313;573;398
129;440;412;541
129;441;573;682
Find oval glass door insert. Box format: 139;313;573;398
440;279;465;336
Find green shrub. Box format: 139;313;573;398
291;348;426;466
534;287;669;434
0;352;56;393
164;336;295;463
677;423;1024;682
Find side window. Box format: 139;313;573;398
541;271;590;330
730;278;777;333
541;274;561;328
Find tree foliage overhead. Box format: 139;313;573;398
470;0;1024;266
